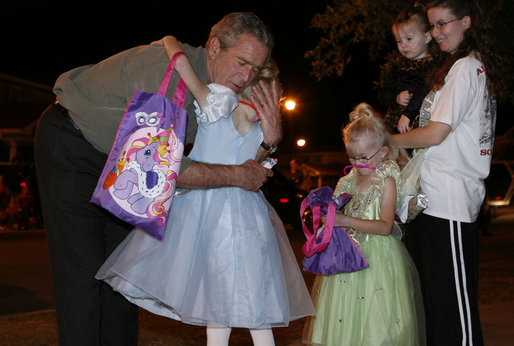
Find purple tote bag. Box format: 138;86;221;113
301;186;369;275
91;52;188;241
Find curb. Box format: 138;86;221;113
0;308;55;319
0;228;45;240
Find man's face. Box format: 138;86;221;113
207;33;269;93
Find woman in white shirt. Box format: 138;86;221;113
390;0;505;345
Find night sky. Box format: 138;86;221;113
3;1;389;149
7;2;507;148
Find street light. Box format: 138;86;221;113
285;99;296;111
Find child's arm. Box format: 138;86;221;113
161;36;210;107
404;86;430;120
333;176;397;235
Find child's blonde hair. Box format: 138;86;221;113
239;59;282;103
343;103;398;161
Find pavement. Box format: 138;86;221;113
1;207;513;345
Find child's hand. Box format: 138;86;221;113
321;213;347;228
396;90;412;106
161;35;184;60
398;115;411;133
333;213;347;228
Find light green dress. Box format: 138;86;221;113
303;160;425;346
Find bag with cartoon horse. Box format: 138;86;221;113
91;52;188;241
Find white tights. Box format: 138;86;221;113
206;327;275;346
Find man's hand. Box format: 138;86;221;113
251;80;282;146
236;160;273;191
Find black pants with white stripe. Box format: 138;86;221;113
406;213;484;346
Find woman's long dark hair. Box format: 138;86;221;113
426;0;505;100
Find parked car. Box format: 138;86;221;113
262;170;307;231
480;160;514;229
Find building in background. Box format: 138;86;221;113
0;74;53;230
0;74;53;165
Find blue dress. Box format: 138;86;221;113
96;84;314;328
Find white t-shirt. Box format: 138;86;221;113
420;54;496;223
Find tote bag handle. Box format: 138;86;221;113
158;52;187;108
301;198;336;257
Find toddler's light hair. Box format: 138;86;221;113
392;4;430;36
343;103;398;161
392;4;439;56
239;59;282;103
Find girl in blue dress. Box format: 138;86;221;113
96;37;314;346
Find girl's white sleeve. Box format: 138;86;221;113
193;83;238;124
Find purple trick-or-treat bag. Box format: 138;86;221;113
301;186;369;275
91;52;188;241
